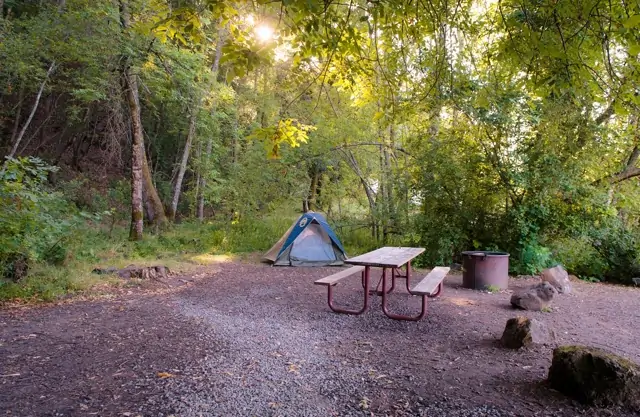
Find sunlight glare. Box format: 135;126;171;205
255;24;274;42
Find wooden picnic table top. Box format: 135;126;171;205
344;246;425;268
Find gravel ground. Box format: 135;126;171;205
2;260;640;416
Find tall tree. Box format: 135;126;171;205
119;1;144;240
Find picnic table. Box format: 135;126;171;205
314;247;450;321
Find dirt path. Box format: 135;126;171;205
2;261;639;416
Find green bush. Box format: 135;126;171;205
548;235;608;279
590;224;640;284
546;222;640;284
513;240;554;275
0;157;79;279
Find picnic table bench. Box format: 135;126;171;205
314;247;450;321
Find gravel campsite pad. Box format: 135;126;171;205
2;261;640;416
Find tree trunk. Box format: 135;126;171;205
142;147;167;228
197;138;210;221
169;110;197;220
343;149;378;239
123;67;144;240
142;182;154;225
606;116;640;184
381;126;394;242
8;85;24;149
197;25;225;221
3;62;55;164
120;0;166;234
610;145;640;183
308;172;319;211
194;141;202;217
119;0;144;240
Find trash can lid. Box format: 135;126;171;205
461;251;509;257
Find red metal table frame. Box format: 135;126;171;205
326;247;443;321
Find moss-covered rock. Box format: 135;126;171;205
548;345;640;411
501;316;554;349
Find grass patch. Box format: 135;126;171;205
484;284;502;293
0;262;117;302
0;212;392;303
190;253;235;265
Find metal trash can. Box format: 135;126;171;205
461;251;510;290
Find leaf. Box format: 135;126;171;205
156;372;174;378
623;15;640;28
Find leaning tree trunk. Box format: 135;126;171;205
2;62;55;165
169;109;197;220
142;149;168;228
120;0;166;236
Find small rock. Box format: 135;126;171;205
548;345;640;411
501;316;554;349
541;265;572;294
510;282;556;311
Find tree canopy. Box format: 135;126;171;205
1;0;639;287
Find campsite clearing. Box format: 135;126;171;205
1;261;640;416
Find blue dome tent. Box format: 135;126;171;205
262;212;347;266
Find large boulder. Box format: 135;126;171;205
501;316;555;349
541;265;572;294
548;346;640;411
510;282;556;311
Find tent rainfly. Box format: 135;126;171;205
263;212;347;266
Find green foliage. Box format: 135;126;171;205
548;236;608;280
515;241;554;275
485;285;501;293
3;0;640;303
0;157;77;278
589;223;640;284
248;118;317;159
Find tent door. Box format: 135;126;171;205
289;223;336;266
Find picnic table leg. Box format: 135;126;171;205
429;282;444;298
380;267;427;321
373;268;395;295
394;264;408;279
327;266;370;315
393;261;420;296
365;268;395;296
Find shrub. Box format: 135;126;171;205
514;240;555;275
548;235;608;279
0;157;77;279
590;224;640;284
547;224;640;284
